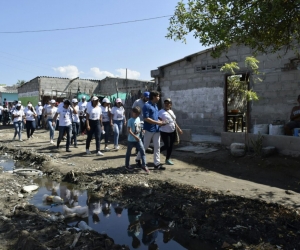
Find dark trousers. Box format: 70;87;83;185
86;120;101;151
57;125;72;150
100;121;110;144
160;131;176;160
37;115;42;127
26;120;36;138
79;116;86;133
71;122;80;145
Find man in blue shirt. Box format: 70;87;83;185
136;91;166;170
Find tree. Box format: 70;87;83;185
15;80;26;86
166;0;300;57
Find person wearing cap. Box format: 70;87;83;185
71;98;80;147
85;96;104;156
285;94;300;135
52;99;77;152
135;91;167;170
158;98;183;165
111;98;126;150
24;103;37;139
35;101;43;129
78;96;88;134
100;98;112;150
45;99;58;144
12;104;25;141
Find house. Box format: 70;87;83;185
0;84;18;107
18;76;100;106
151;44;300;136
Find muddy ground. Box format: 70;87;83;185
0;126;300;249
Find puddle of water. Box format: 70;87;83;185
0;155;15;171
30;177;216;250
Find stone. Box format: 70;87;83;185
261;146;277;157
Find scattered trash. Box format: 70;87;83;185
14;168;43;176
232;242;243;248
222;241;231;248
43;194;63;203
205;198;218;202
18;193;24;198
63;205;88;218
70;232;82;249
78;221;93;231
22;184;39;193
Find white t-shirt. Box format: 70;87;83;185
86;105;102;120
24;109;36;121
12;109;24;123
45;106;58;119
56;106;73;126
101;106;111;122
78;101;88;116
111;106;125;120
35;105;43;115
72;105;80;123
158;109;176;133
0;106;3;115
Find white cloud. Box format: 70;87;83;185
53;65;83;79
90;67;114;79
116;68;140;79
90;67;141;80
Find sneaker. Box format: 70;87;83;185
50;140;54;144
30;135;34;139
141;166;150;174
114;145;120;150
86;149;91;155
66;149;72;152
154;164;166;170
96;151;104;156
74;144;78;148
19;139;23;142
125;165;134;171
135;160;142;168
104;147;110;151
165;159;174;165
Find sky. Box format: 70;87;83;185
0;0;206;85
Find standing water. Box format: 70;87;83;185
30;177;215;250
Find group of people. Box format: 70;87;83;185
6;90;183;173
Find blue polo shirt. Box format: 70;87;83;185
143;101;159;132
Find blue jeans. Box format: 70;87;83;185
86;120;101;151
100;121;110;144
13;121;22;140
71;122;80;145
57;125;72;149
26;120;36;138
113;120;123;146
47;119;55;140
126;140;146;167
37;115;42;127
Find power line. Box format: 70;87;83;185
0;15;172;34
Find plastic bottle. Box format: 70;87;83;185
78;221;93;231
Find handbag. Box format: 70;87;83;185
166;110;180;145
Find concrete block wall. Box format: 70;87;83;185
157;44;300;135
99;77;156;96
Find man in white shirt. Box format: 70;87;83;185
52;99;77;152
0;104;3;124
35;101;43;129
78;96;87;134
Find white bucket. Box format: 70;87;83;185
269;124;284;135
253;124;269;134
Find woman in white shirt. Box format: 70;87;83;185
158;98;183;165
100;98;111;150
110;98;126;150
86;96;104;156
24;103;37;139
45;99;57;144
12;104;25;141
71;99;80;147
35;102;43;129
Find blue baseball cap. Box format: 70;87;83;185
143;92;150;98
